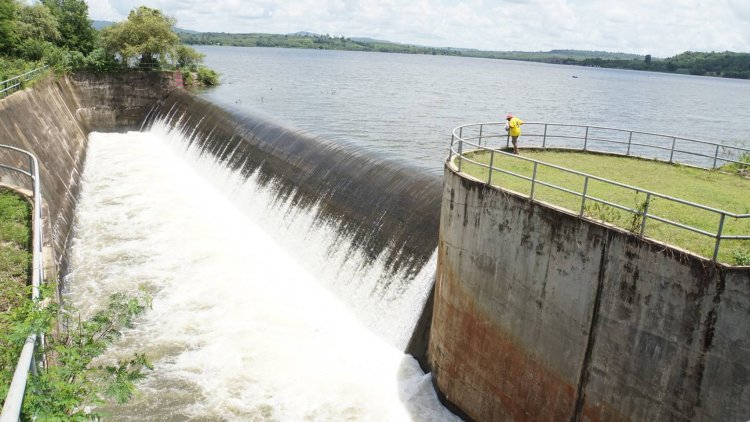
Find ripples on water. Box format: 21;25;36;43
196;46;750;175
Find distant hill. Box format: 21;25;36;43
288;31;317;37
546;49;642;60
350;36;393;44
92;20;113;30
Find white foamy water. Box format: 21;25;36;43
64;130;458;421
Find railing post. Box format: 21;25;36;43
583;126;589;151
30;354;38;376
449;133;455;162
457;139;463;173
478;124;483;147
542;124;548;148
669;137;676;163
626;132;633;156
580;176;589;216
530;162;538;200
488;150;495;185
712;144;720;169
640;193;651;237
713;213;726;262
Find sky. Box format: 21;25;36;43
85;0;750;58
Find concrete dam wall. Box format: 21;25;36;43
429;164;750;421
144;90;443;279
0;71;175;274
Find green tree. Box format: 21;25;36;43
15;4;60;42
41;0;95;54
100;6;180;67
0;0;18;54
13;3;61;60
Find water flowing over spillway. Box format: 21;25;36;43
63;103;457;419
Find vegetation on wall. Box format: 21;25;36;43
0;188;153;419
2;2;217;417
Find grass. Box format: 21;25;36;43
457;149;750;265
0;188;32;350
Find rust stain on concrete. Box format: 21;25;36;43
430;265;577;422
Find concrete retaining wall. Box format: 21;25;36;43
429;164;750;422
0;71;175;275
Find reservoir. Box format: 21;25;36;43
196;46;750;174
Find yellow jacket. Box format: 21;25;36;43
507;117;524;137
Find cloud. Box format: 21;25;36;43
85;0;750;56
86;0;125;21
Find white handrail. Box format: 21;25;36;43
0;145;44;421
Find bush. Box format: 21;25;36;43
182;70;194;86
84;47;119;72
174;44;204;69
733;249;750;266
0;57;41;84
17;39;55;61
196;65;219;86
41;44;70;73
66;50;86;70
0;286;153;419
720;152;750;175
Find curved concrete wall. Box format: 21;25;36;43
429;164;750;422
144;91;442;279
0;71;175;275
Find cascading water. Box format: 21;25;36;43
63;94;457;420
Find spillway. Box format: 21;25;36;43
63;92;456;420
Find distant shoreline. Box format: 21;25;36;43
180;32;750;80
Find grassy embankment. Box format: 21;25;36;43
0;188;32;393
0;187;152;418
458;150;750;264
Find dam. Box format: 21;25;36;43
1;47;749;421
65;128;453;420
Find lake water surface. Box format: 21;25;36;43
196;46;750;175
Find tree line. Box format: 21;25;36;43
563;51;750;79
0;1;218;85
180;31;750;80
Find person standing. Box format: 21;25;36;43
504;113;524;154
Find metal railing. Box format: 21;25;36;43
449;122;750;263
0;146;44;421
0;66;49;98
458;122;750;169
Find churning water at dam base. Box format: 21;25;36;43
63;120;458;420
